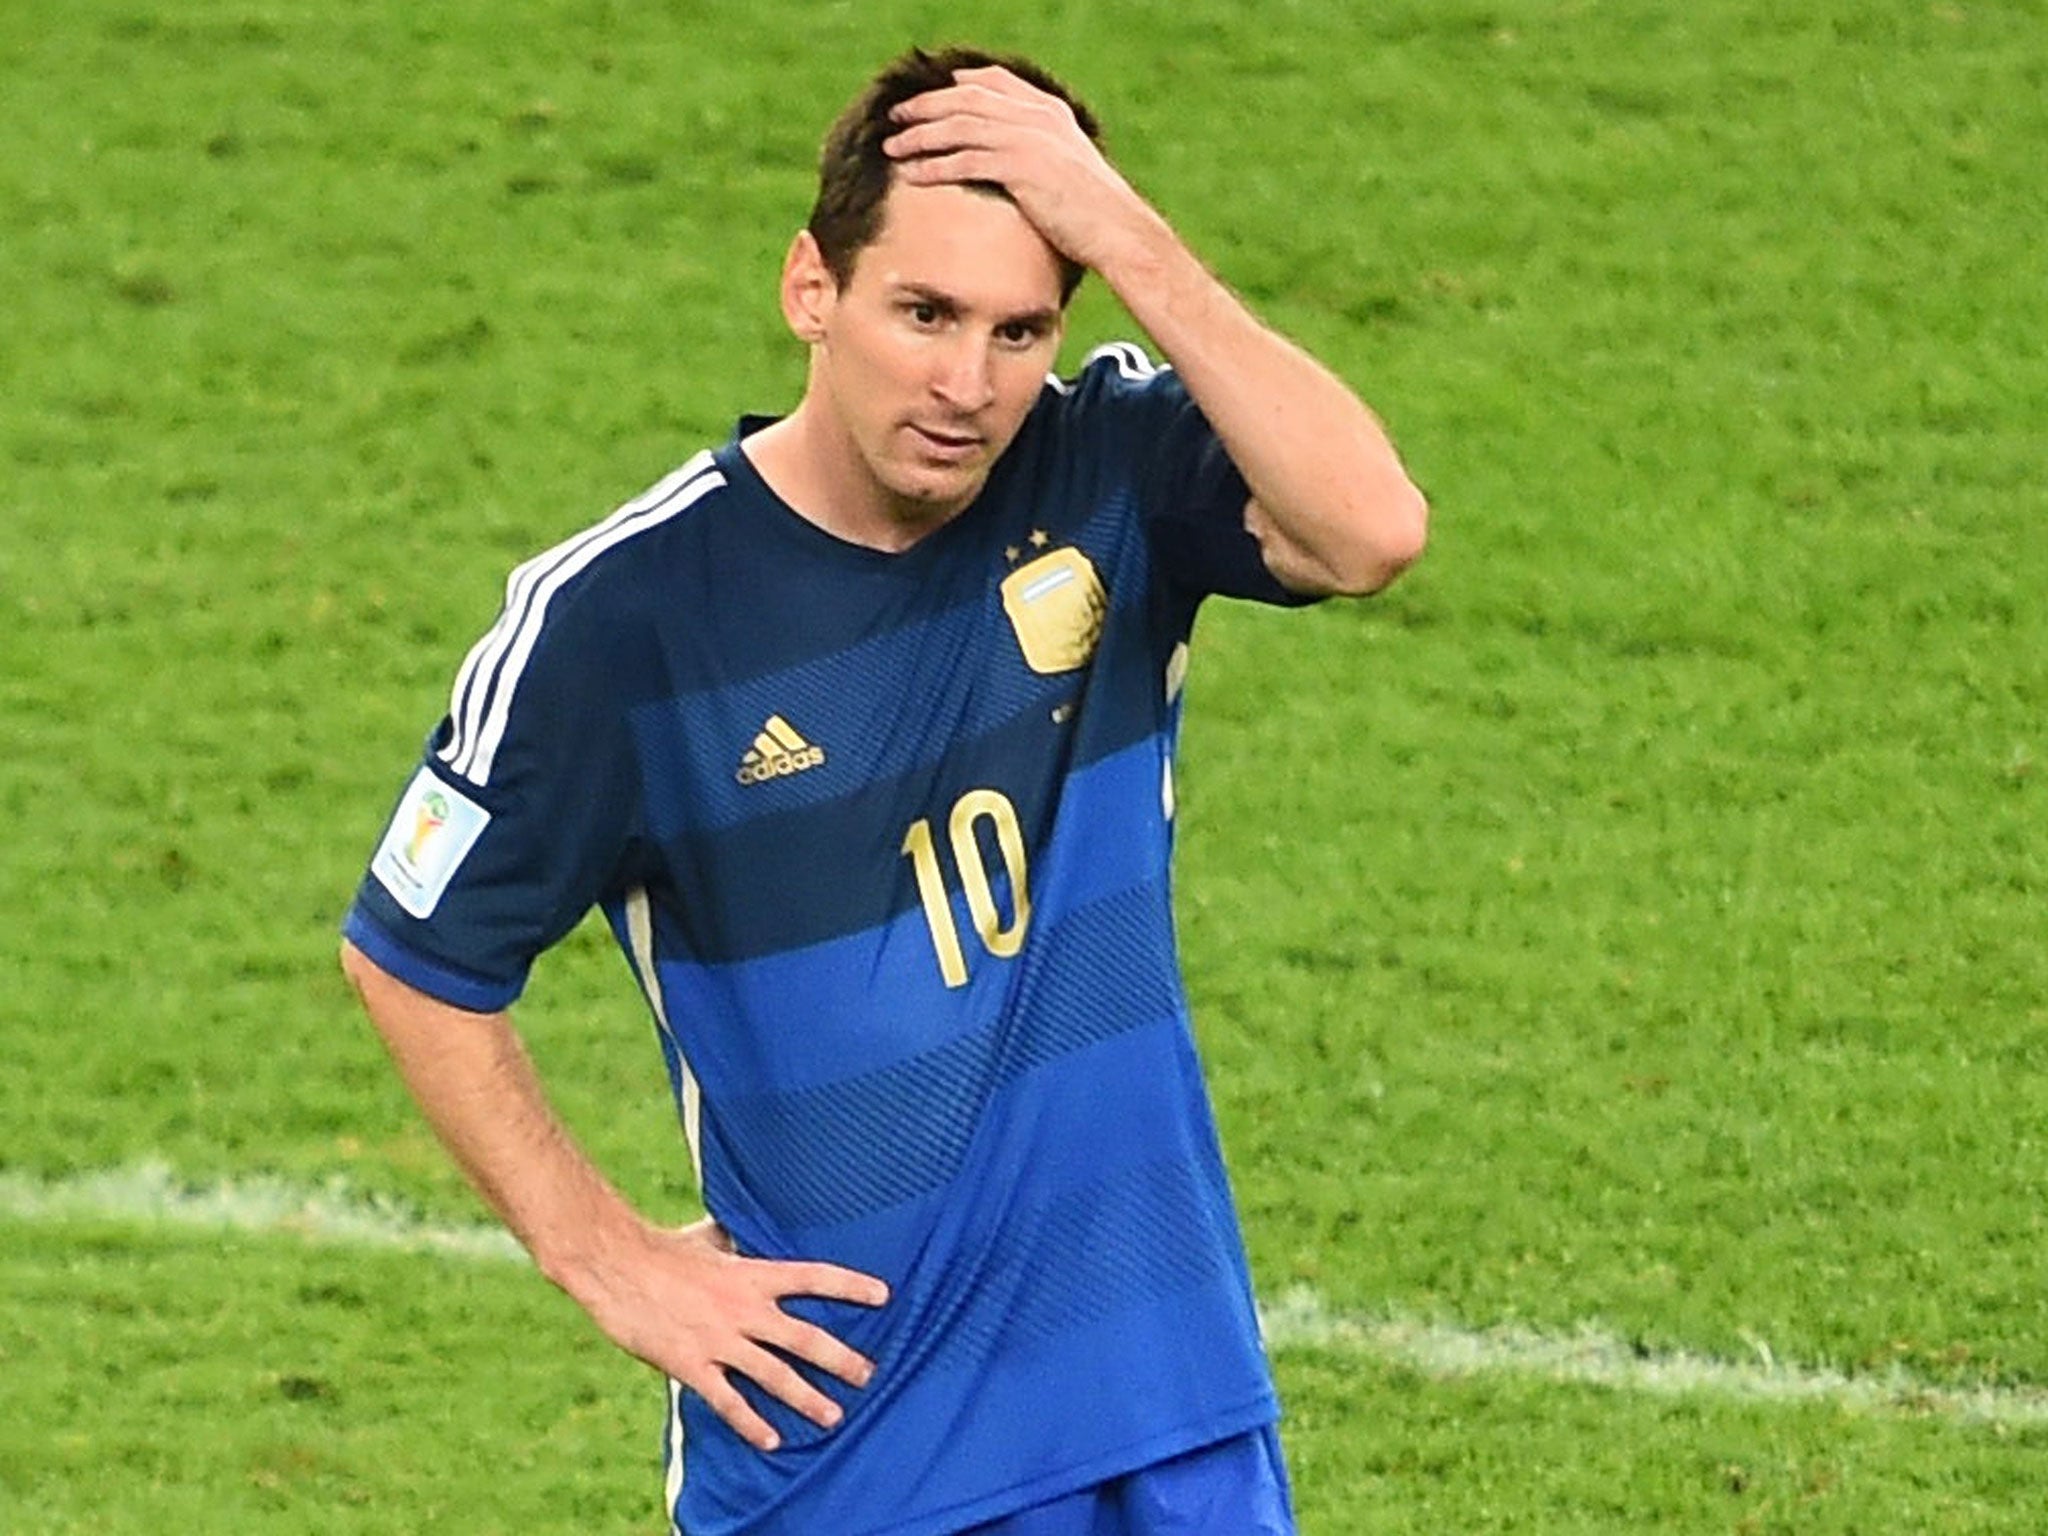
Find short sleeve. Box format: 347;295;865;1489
343;570;643;1012
1064;343;1316;608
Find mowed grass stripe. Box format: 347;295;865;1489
12;1162;2046;1431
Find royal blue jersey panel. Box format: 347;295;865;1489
344;346;1306;1535
638;737;1168;1103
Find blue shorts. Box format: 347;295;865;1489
960;1426;1296;1536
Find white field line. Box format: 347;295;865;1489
1257;1286;2048;1429
5;1161;2045;1430
0;1159;524;1262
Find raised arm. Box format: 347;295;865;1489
885;65;1428;596
339;940;888;1452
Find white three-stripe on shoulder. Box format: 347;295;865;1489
437;454;724;787
1048;342;1163;397
1086;340;1161;381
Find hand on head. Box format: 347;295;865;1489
881;66;1155;278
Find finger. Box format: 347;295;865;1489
884;123;1003;166
891;152;1015;192
730;1341;848;1432
888;79;1002;125
761;1258;892;1309
890;77;1054;133
946;64;1024;88
948;66;1062;109
881;117;977;160
882;111;1016;165
686;1364;784;1453
761;1313;877;1389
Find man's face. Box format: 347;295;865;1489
795;180;1066;538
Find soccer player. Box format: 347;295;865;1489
341;46;1425;1536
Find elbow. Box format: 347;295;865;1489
1324;477;1429;597
1378;477;1431;582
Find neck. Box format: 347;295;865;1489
742;406;964;554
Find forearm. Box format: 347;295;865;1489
879;69;1426;594
1096;216;1428;595
339;940;641;1293
342;939;888;1445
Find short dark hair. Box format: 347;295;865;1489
805;47;1102;304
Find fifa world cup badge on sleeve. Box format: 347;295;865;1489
371;768;493;919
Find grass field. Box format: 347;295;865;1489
4;0;2045;1530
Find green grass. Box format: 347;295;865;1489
0;1224;648;1533
1283;1351;2048;1534
7;1223;2046;1535
4;0;2045;1529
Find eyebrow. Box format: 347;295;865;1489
894;282;1060;331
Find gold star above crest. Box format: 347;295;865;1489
1027;528;1051;549
1004;544;1022;564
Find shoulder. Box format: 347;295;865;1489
1048;340;1180;412
484;450;736;645
431;451;728;787
525;450;727;606
1015;341;1196;475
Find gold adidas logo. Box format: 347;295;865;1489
735;715;826;786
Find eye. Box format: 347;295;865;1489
996;319;1047;349
905;300;942;328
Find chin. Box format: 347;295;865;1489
888;468;986;516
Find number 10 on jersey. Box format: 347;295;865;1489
901;790;1032;988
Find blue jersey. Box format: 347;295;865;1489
345;344;1311;1535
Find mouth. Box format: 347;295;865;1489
907;423;985;462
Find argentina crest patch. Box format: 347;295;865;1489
1001;545;1107;675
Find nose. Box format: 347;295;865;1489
931;334;996;414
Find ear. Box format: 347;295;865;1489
780;230;838;344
